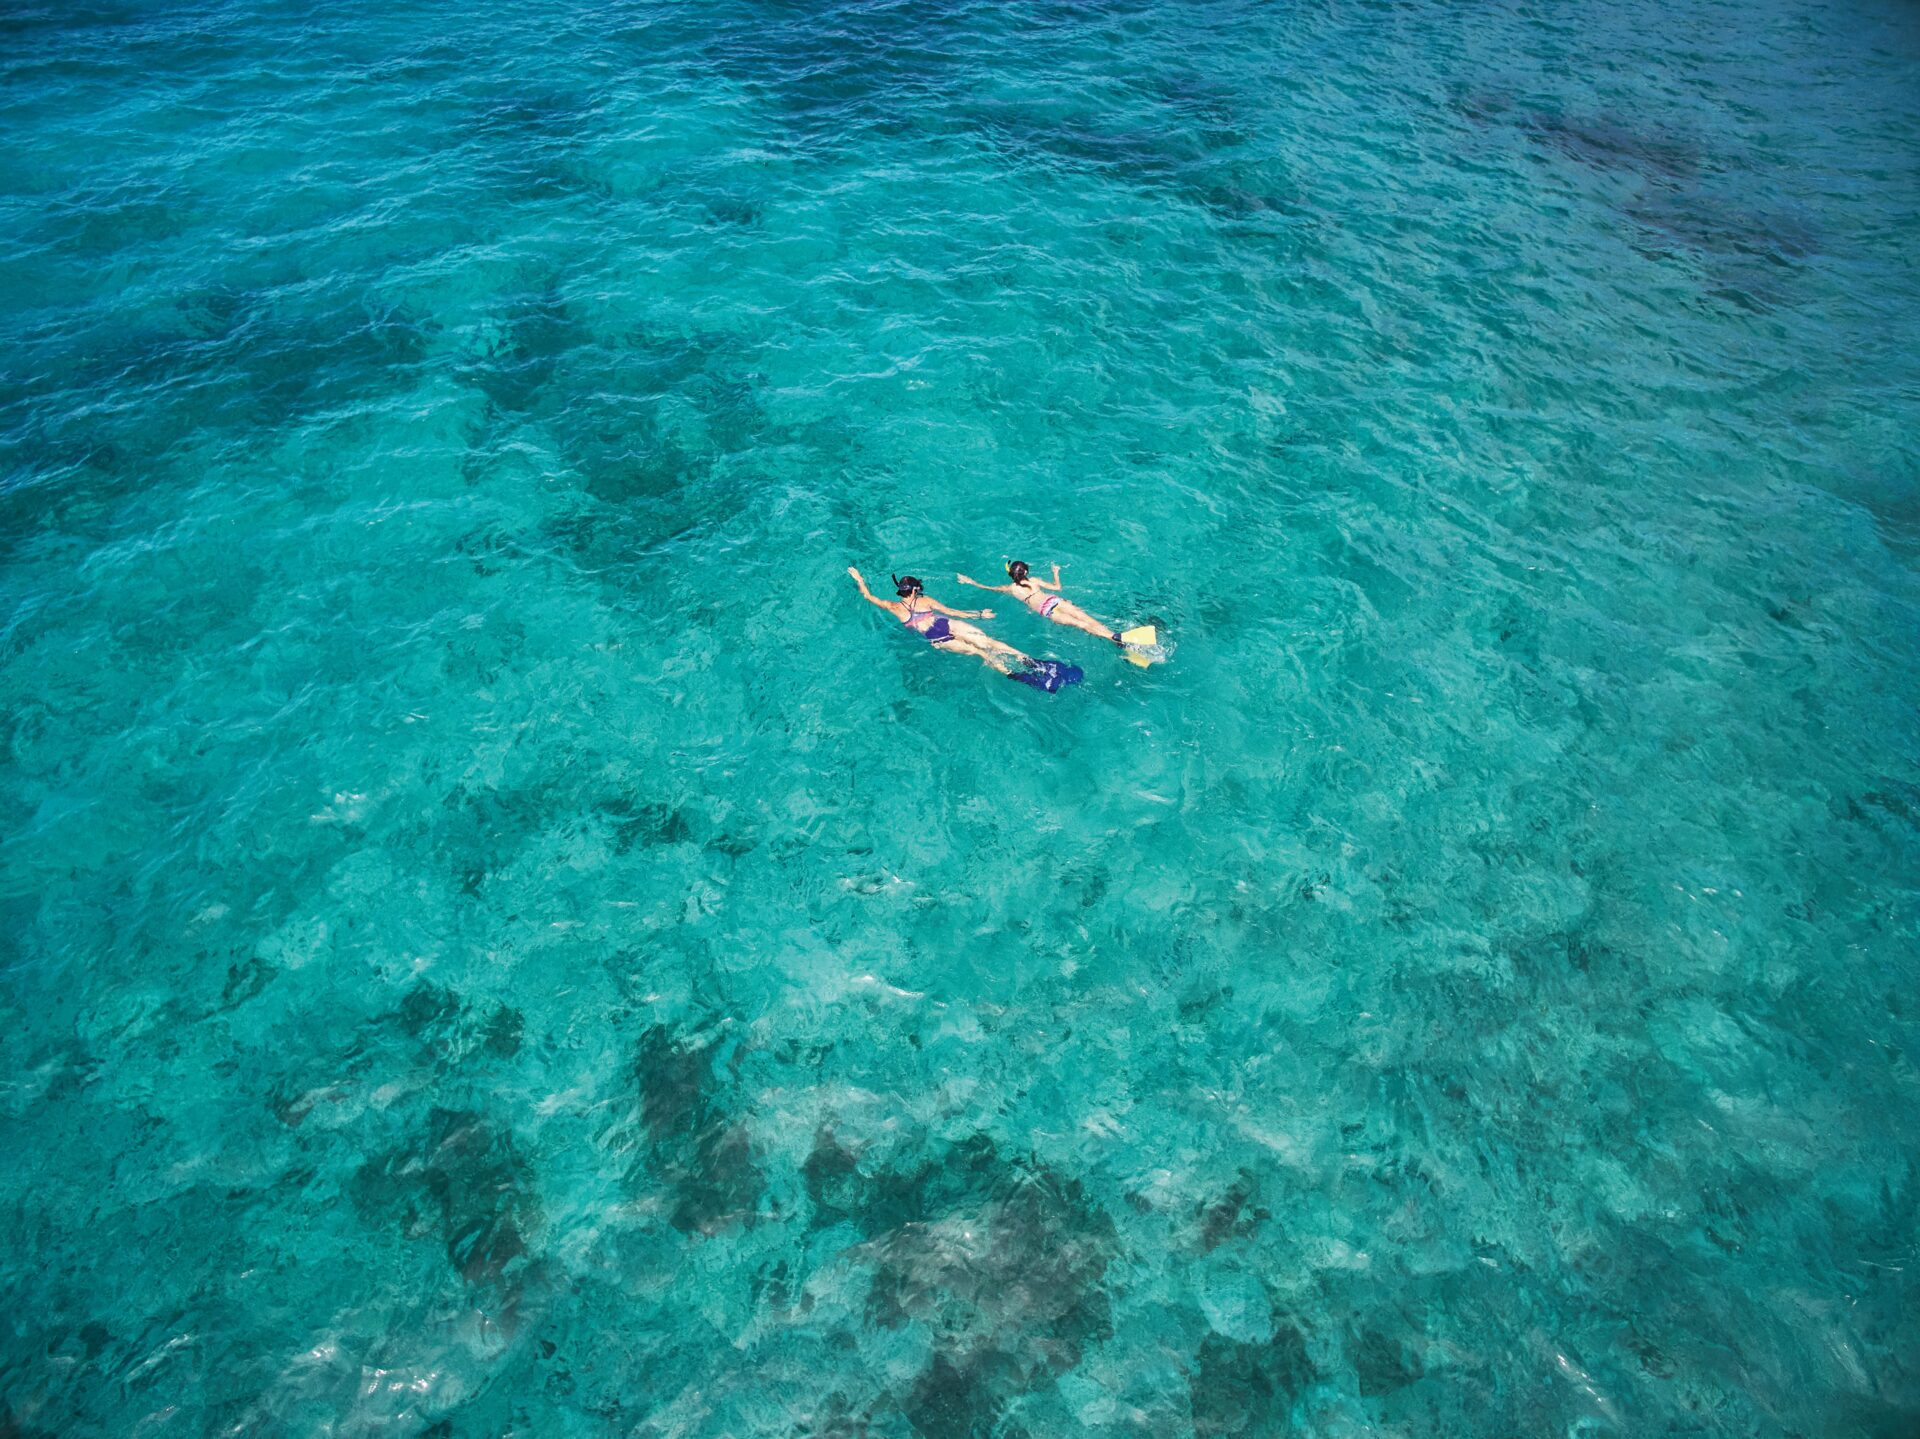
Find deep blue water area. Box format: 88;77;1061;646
3;0;1918;1434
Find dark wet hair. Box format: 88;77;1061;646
1006;560;1030;583
892;573;923;597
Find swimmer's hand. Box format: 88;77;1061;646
978;608;995;619
848;567;892;611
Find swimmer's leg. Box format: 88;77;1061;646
937;631;1024;674
958;634;1027;674
937;619;1029;672
984;637;1035;669
1049;599;1124;643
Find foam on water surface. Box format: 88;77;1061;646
2;0;1918;1434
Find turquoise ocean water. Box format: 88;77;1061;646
4;0;1919;1432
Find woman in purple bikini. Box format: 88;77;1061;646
848;566;1085;691
846;567;1034;674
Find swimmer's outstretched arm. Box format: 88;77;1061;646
1031;564;1064;592
846;567;896;611
956;573;1015;595
924;594;994;620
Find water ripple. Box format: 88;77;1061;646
3;0;1919;1434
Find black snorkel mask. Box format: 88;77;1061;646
892;573;923;598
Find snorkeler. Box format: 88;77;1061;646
958;561;1154;647
848;567;1085;691
847;567;1033;674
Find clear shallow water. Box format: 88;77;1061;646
3;0;1919;1432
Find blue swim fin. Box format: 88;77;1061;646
1009;659;1084;693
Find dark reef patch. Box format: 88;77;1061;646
625;1024;765;1234
674;1;1298;226
353;1106;544;1294
1450;89;1698;185
431;780;550;894
595;797;697;854
396;979;461;1041
1530;113;1699;185
804;1129;1119;1434
1196;1168;1268;1252
903;1349;1015;1439
968;104;1296;227
483;1003;524;1058
0;1405;59;1439
5;284;436;490
477;319;780;582
461;282;593;416
1621;189;1819;267
219;955;276;1010
690;0;984;140
1190;1325;1314;1436
457;87;600;202
1351;1324;1424;1397
239;299;437;430
378;982;525;1071
1446;86;1816;302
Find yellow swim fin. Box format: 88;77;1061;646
1120;624;1158;667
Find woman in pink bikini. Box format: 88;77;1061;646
957;561;1126;646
